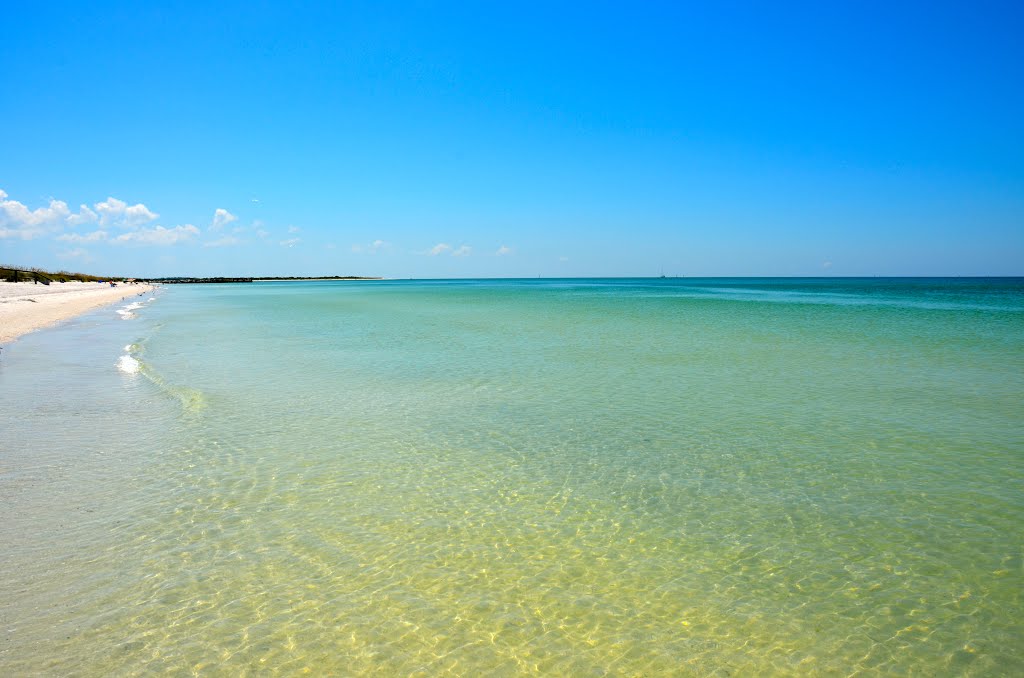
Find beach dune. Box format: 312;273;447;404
0;281;155;343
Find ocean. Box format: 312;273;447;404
2;278;1022;675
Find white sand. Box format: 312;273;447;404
0;281;155;343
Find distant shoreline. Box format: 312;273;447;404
253;277;384;281
142;276;384;284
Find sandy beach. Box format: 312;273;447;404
0;281;155;343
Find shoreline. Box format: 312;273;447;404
0;281;156;344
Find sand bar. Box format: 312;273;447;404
0;281;155;343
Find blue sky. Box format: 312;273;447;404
1;1;1022;277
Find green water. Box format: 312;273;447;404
2;278;1023;675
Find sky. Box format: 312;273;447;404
1;1;1022;278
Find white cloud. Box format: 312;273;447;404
204;235;241;248
495;245;514;256
0;190;68;227
279;238;300;247
287;225;301;233
559;256;569;262
423;242;472;256
113;224;199;246
210;208;237;231
1;189;165;240
256;229;270;239
0;199;68;239
57;229;108;243
353;239;390;254
822;260;833;269
67;205;98;226
95;197;158;228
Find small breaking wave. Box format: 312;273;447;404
117;301;146;319
118;343;142;374
116;340;205;413
117;354;141;374
144;368;207;413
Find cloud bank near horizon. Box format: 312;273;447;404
0;187;538;276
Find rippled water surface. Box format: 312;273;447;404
2;278;1023;675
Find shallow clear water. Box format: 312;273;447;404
2;278;1023;675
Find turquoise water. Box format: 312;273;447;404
2;278;1023;675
